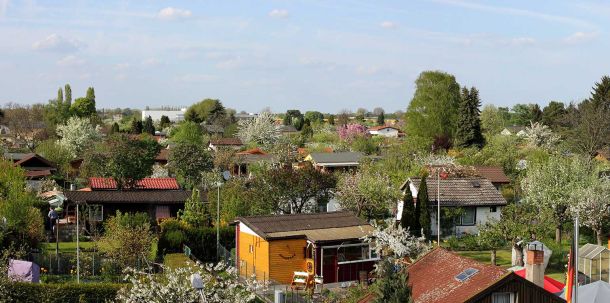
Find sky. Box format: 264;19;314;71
0;0;608;113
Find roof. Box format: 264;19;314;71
368;125;400;131
65;190;203;204
25;169;53;179
473;166;510;184
155;149;169;162
308;152;364;166
407;248;508;303
209;138;243;146
579;243;609;260
236;148;267;155
513;269;564;294
89;177;180;190
7;153;56;169
235;211;372;242
562;281;610;303
402;177;507;206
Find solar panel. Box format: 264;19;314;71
455;268;479;282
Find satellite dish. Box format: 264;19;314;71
222;170;231;181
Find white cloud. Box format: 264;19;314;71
57;55;85;67
563;31;598;44
509;37;536;46
0;0;9;18
380;21;397;29
268;9;289;18
32;34;82;52
157;7;192;21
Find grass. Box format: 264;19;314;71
457;250;566;283
41;241;98;253
163;253;191;269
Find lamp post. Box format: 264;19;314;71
437;169;441;246
574;215;579;303
216;182;221;261
76;203;80;284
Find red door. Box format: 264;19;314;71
322;250;337;283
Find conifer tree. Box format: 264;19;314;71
86;87;95;102
328;114;335;125
400;185;419;234
374;259;413;303
159;115;171;129
110;122;120;134
455;87;484;148
57;87;64;107
376;111;385;126
590;75;610;109
131;118;143;134
143;116;155;135
418;177;431;239
64;84;72;117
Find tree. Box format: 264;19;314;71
178;189;210;227
376;111;385;126
3;103;48;150
541;101;566;130
337;110;350;126
480;104;506;135
335;168;399;219
169;142;214;187
130;118;143;134
589;75;610;109
284;110;303;127
337;123;367;141
160;115;171;129
400;185;419;234
373;259;413;303
250;166;336;214
405;71;460;142
523;121;559;150
530;104;543;123
170;121;205;145
521;155;594;243
417;177;431;239
571;178;610;245
98;211;154;268
86;87;95;102
64;84;72;108
455;87;484;147
56;116;101;158
327;114;335;125
110;122;120;134
82;134;161;189
237;111;281;147
304;111;324;123
35;140;73;175
0;159;44;249
71;97;96;118
57;87;64;107
143;115;155;135
372;107;385;117
185;99;226;124
300;119;313;139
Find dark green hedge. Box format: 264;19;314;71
6;282;123;303
158;219;235;262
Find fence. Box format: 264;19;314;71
217;244;235;265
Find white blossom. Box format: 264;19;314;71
56;117;101;158
523;121;559;149
363;219;430;260
237;111;281;147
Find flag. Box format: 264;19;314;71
566;239;575;303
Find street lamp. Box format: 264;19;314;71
215;171;231;261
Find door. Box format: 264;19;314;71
322;249;337;283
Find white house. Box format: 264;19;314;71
397;177;507;237
367;125;401;138
141;108;187;122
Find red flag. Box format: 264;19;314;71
566;240;574;303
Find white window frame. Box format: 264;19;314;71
491;292;515;303
88;204;104;222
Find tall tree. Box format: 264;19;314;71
417;177;431;239
480;104;506;135
130;118;143;134
300;119;313;139
143;115;155;135
185;99;226;124
64;84;72;106
530;104;543;123
56;116;102;158
168;142;214;187
589;75;610;109
71;97;96;118
374;259;413;303
541;101;566;129
376;111;385;126
86;87;95;102
400;185;419;234
455;87;484;147
327;114;335;125
335;169;399;219
159;115;171;129
110;122;120;134
237;111;281;147
57;87;64;107
405;71;460;142
337;110;350;126
284;110;304;129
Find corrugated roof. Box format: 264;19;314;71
309;152;364;165
403;177;507;206
408;248;508;303
579;243;609;260
89;177;180;190
236;211;370;241
65;190;203;204
473;166;510;184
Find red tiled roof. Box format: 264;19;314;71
89;177;180;190
408;248;508;303
473;166;511;184
209;138;243;146
237;148;267;155
513;269;564;294
155;149;169;161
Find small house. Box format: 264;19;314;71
208;138;243;151
232;148;274;177
234;212;376;285
367;125;402;138
473;166;511;189
304;152;364;172
578;243;610;284
398;177;507;236
5;153;57;189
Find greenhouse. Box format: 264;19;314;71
578;243;610;284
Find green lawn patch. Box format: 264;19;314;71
41;241;97;253
163;253;191;269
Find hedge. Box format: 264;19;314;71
158;219;235;262
5;282;123;303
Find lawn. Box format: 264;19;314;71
457;250;566;284
163;253;192;269
41;241;97;253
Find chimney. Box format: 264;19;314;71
525;242;545;288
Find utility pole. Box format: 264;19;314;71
437;169;441;246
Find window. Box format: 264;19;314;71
333;243;379;264
459;207;476;226
490;206;497;213
491;292;514;303
249;245;254;253
88;205;103;222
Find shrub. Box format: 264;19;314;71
6;282;122;303
158;219;235;262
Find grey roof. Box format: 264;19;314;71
309;152;364;165
403;177;507;206
579;243;609;260
562;281;610;303
4;153;30;161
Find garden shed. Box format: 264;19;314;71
578;243;610;284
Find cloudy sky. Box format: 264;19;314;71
0;0;608;113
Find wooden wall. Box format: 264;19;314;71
268;239;308;284
468;274;566;303
237;231;270;280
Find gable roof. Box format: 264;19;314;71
308;152;364;166
7;153;56;169
209;138;243;146
89;177;180;190
368;125;400;131
155;149;169;162
473;166;510;184
65;189;202;204
235;211;372;242
408;248;508;303
402;177;507;206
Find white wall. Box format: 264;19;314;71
141;109;186;122
431;205;503;237
370;128;399;137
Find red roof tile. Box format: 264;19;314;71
473;166;511;184
408;248;508;303
236;148;267;155
89;177;180;190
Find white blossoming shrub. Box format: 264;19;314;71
237;111;281;147
364;219;430;260
524;121;559;149
56;116;101;158
117;262;256;303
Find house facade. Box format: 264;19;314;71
208;138;244;151
398;177;507;236
367;125;401;138
304;152;364;173
141;108;186;122
234;212;376;285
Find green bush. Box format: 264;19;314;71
158;218;235;262
446;234;481;251
6;282;123;303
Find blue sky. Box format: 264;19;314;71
0;0;608;113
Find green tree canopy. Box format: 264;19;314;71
374;259;413;303
168;142;214;187
184;99;226;124
304;111;324;123
541;101;566;129
405;71;460;142
71;97;96;118
170;121;205;145
143;115;155;135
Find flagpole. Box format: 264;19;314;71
574;215;578;303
